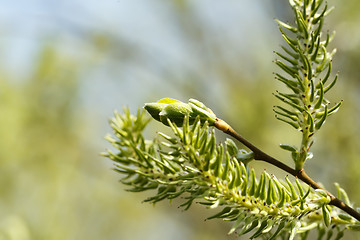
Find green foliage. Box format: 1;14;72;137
103;109;359;239
274;0;341;170
103;0;360;239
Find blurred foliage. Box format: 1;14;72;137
0;0;359;239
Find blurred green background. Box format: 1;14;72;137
1;0;359;239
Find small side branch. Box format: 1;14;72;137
214;118;360;222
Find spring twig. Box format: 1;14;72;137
214;118;360;222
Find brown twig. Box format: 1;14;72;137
214;118;360;222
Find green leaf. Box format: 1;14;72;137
289;220;301;240
322;205;331;227
250;219;269;239
274;73;301;93
324;73;338;93
228;213;246;235
334;182;351;206
233;160;243;187
286;176;299;200
314;81;324;109
315;105;328;130
275;19;297;33
269;221;286;240
277;188;286;208
260;173;268;201
241;219;259;235
327;100;343;115
275;60;299;78
248;168;257;196
266;176;276;205
275;115;300;130
280;144;298;152
321;61;332;85
347;224;360;231
275;51;299;66
334;230;345;240
158;132;178;144
312;2;328;24
255;172;265;199
295;9;309;39
207;207;232;220
221;152;231;180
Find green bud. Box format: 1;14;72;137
159;102;193;126
144;102;167;121
144;98;181;121
189;98;216;124
144;98;217;127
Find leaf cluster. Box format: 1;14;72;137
103;109;359;239
102;1;360;239
273;0;342;169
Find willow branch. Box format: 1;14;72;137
214;118;360;222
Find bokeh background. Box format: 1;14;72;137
1;0;359;239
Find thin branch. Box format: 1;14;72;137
214;118;360;222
